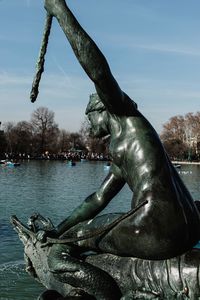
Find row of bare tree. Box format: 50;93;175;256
161;112;200;161
0;107;108;160
1;107;199;161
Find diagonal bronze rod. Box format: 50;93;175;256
30;13;53;103
41;200;148;247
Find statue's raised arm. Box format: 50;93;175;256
44;0;137;114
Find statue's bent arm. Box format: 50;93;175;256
57;164;126;236
44;0;136;114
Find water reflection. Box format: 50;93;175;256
0;261;43;300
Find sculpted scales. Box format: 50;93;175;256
11;215;200;299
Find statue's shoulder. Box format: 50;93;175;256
112;92;138;116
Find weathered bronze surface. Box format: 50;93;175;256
43;0;200;259
11;0;200;299
11;214;200;299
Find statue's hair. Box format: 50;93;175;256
85;92;138;115
85;93;106;114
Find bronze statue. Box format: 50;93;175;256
11;1;200;298
11;214;200;299
36;0;200;260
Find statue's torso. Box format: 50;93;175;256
109;112;199;226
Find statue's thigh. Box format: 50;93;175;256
98;206;184;259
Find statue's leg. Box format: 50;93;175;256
68;197;200;260
96;202;197;260
61;199;200;260
64;213;124;251
62;209;167;259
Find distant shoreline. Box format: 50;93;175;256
172;161;200;165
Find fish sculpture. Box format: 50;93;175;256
11;214;200;300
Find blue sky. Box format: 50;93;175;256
1;0;200;133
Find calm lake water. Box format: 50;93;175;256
0;160;200;300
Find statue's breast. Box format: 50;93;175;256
109;138;126;167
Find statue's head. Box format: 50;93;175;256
85;93;106;114
85;93;109;138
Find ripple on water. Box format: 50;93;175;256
0;260;43;300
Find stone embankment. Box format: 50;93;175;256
173;161;200;165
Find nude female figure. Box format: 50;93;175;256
44;0;200;259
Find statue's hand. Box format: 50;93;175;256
28;213;55;233
36;228;58;243
44;0;67;17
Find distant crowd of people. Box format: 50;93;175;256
0;151;110;162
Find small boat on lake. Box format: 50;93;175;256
104;161;111;171
1;161;20;167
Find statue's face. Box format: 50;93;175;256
87;110;109;138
